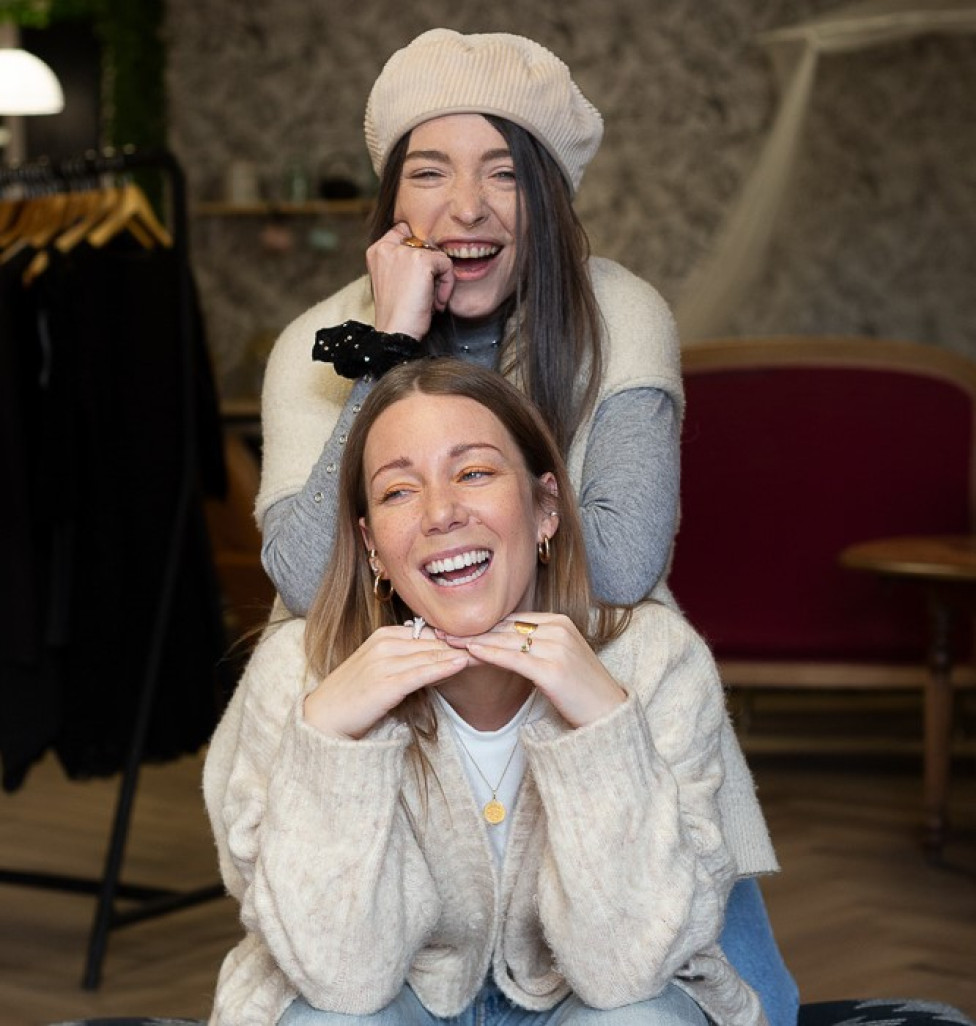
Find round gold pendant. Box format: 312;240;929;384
483;799;506;825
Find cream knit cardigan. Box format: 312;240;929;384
204;603;771;1026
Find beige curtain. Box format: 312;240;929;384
674;0;976;343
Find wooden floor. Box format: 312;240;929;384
1;698;974;1026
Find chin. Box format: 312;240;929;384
448;288;510;321
425;607;506;638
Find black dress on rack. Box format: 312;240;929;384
0;232;228;791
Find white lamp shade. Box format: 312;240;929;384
0;47;64;115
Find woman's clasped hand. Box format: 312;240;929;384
301;623;467;740
366;222;457;337
436;615;627;729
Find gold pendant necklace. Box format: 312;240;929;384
436;690;538;826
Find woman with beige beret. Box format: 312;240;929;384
252;28;796;1026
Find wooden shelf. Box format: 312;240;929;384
220;397;261;421
194;198;373;218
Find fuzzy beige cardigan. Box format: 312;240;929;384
204;603;772;1026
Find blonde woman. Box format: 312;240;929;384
206;360;775;1026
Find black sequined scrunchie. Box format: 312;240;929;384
312;320;421;379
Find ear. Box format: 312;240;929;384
536;472;560;542
359;517;378;564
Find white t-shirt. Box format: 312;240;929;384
434;690;548;864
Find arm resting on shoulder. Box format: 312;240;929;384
260;378;373;615
577;388;679;605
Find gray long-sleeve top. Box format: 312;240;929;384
260;320;678;614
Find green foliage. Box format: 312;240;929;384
0;0;53;28
92;0;166;151
3;0;166;151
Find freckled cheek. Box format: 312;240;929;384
394;195;437;232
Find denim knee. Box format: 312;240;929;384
720;878;800;1026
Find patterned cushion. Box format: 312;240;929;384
48;1020;205;1026
799;999;975;1026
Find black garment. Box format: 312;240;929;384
0;236;227;790
0;248;64;790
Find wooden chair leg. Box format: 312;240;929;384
922;594;954;856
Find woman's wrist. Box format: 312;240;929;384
312;320;424;380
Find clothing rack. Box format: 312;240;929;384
0;146;224;989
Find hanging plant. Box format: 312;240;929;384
90;0;166;152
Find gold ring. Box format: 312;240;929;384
402;234;437;251
513;620;538;636
520;639;532;654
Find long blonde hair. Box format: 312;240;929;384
304;359;630;739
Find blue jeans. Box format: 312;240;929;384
279;980;707;1026
720;878;799;1026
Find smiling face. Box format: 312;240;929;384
359;392;555;636
394;114;523;322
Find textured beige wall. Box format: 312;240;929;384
164;1;976;399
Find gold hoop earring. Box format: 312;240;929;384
537;535;551;565
374;574;394;603
369;548;394;603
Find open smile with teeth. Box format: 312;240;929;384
441;244;500;261
424;549;492;586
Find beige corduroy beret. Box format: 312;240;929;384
364;29;604;195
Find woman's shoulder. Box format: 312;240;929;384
204;618;309;786
600;602;718;687
257;279;370;516
242;618;309;691
270;276;375;364
587;255;674;320
580;257;682;413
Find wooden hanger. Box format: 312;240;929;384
86;182;173;249
0;193;67;264
4;192;75;283
53;185;122;254
0;197;24;236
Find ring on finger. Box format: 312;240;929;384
410;616;426;640
520;638;533;654
402;234;438;251
513;620;538;636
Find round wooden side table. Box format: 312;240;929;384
839;535;976;855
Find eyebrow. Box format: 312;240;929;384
369;442;505;485
403;147;512;165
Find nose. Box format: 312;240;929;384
421;483;469;534
449;174;487;229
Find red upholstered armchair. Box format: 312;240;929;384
669;337;976;838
